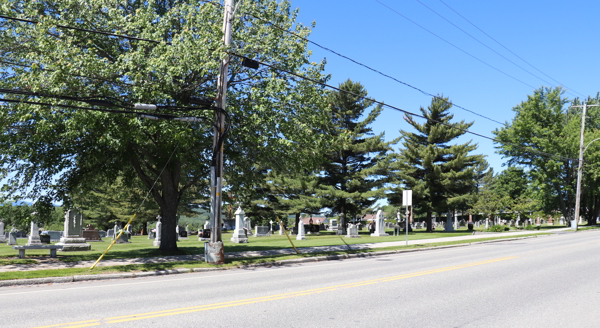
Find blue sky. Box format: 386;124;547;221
291;0;600;173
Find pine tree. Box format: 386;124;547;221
392;96;483;232
318;79;397;230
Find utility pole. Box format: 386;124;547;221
206;0;234;263
572;102;600;231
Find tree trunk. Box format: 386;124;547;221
128;147;182;252
159;204;178;252
426;211;433;233
295;213;300;230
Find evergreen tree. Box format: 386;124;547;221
318;79;396;231
392;96;483;232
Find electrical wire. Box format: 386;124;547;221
0;12;577;162
414;0;581;99
226;51;577;163
437;0;584;98
373;0;538;90
207;2;512;128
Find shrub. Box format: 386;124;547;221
504;227;510;231
487;225;504;232
525;225;534;230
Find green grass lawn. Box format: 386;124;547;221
0;227;527;263
0;233;549;281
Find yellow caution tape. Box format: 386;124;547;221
90;213;137;270
276;216;299;255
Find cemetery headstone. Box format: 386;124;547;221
329;219;338;232
231;207;248;243
279;221;284;235
244;216;251;231
346;223;360;238
113;223;119;239
82;224;103;241
370;210;388;236
26;221;42;246
254;226;270;237
8;228;17;245
116;229;130;243
153;217;162;247
296;221;306;240
107;229;115;238
56;209;91;251
0;220;4;243
179;227;188;238
445;213;454;232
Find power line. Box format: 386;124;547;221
414;0;582;99
0;12;576;162
437;0;584;98
373;0;539;91
214;4;512;128
226;52;577;163
1;9;509;128
0;98;178;119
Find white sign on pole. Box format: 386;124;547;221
402;190;412;206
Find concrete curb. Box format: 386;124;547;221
0;235;541;288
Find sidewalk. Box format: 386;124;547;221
0;228;568;273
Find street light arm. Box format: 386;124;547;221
583;137;600;155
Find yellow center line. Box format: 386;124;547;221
32;320;101;328
34;256;517;327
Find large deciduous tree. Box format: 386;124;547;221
0;0;330;251
493;88;574;219
494;88;600;223
392;96;483;232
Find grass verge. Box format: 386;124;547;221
0;233;549;281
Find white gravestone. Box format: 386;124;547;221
346;223;360;238
296;221;306;240
254;226;270;237
56;209;91;251
113;223;119;239
175;225;180;241
269;220;273;233
231;207;248;243
0;221;4;242
279;221;284;235
371;210;388;236
244;216;251;231
445;213;454;232
27;221;42;245
153;217;162;247
204;220;212;230
8;227;17;245
328;219;338;232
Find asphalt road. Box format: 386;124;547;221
2;230;599;328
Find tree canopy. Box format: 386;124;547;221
392;96;483;232
0;0;331;250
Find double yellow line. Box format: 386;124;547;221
34;256;517;328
